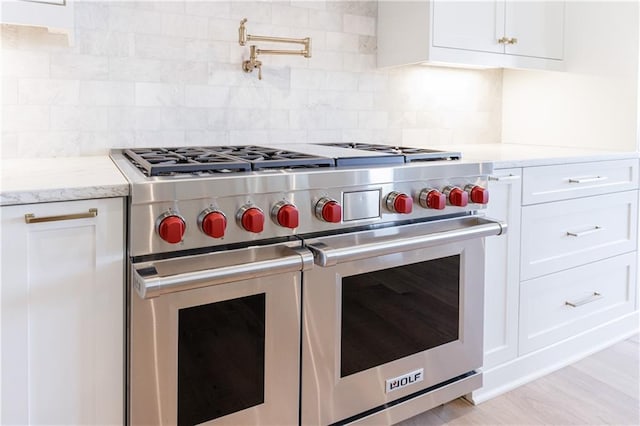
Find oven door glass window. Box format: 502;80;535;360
341;255;460;377
177;293;266;426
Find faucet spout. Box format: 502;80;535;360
238;18;310;80
242;45;263;80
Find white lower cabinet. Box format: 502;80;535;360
521;159;639;205
482;168;522;369
1;198;124;425
473;160;639;404
520;252;637;354
520;191;638;280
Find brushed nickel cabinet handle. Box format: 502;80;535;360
566;226;602;237
489;174;521;182
25;208;98;224
507;37;518;44
565;292;602;308
497;37;509;44
568;176;607;184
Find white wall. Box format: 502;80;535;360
502;1;639;151
0;0;503;159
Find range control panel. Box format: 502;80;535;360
130;174;490;257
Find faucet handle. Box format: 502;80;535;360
257;61;262;80
239;18;248;46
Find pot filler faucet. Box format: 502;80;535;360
238;18;312;80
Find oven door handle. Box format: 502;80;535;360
132;246;314;299
307;217;506;267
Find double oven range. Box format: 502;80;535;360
110;143;506;426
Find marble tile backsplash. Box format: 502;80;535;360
0;0;502;158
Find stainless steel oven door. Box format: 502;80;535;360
129;243;313;426
301;217;505;425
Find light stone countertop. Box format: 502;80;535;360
1;145;637;206
429;143;639;169
0;156;129;206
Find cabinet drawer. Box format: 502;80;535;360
519;253;637;355
520;191;637;280
522;159;638;205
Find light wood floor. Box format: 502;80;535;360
397;335;640;425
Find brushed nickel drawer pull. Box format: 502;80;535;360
25;208;98;224
566;226;602;237
568;176;607;184
565;291;602;308
489;174;520;182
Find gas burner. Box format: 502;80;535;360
124;148;252;177
326;143;404;153
213;146;335;170
122;143;461;178
319;143;461;162
124;146;334;176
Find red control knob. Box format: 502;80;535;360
322;201;341;223
395;194;413;214
241;207;264;233
419;189;446;210
200;211;226;238
316;198;341;223
467;185;489;204
386;192;413;214
157;215;185;244
447;187;469;207
276;204;299;229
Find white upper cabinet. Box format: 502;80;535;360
378;1;565;71
504;1;564;60
1;0;74;42
432;1;505;54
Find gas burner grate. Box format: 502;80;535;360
201;145;335;169
124;146;335;177
319;143;461;162
325;143;404;153
124;148;252;176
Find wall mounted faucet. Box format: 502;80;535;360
238;18;312;80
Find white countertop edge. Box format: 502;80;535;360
1;156;130;206
426;143;639;169
491;152;639;169
0;185;130;206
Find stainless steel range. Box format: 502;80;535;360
110;143;506;426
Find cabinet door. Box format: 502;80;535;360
483;168;522;370
520;191;638;280
432;0;505;54
522;159;638;205
1;198;124;425
519;253;636;354
505;1;564;59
